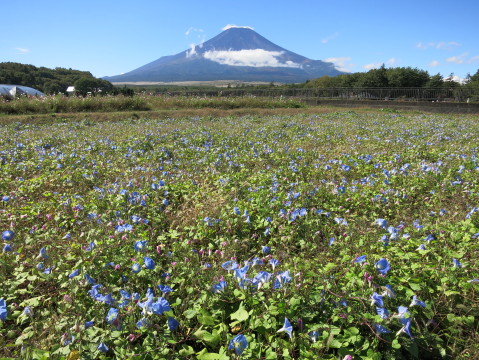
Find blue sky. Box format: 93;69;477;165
2;0;478;81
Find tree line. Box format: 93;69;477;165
302;65;479;90
0;62;114;95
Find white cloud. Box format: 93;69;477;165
446;52;468;64
320;32;339;44
203;49;301;68
186;44;197;58
362;58;397;70
15;48;29;54
467;55;479;64
386;58;397;66
324;57;354;72
222;24;254;31
363;62;382;70
185;27;204;36
416;41;460;50
429;60;440;67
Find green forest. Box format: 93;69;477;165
0;62;113;95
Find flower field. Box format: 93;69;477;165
1;110;478;359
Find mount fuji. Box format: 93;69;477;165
104;27;344;83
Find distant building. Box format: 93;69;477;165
66;86;75;96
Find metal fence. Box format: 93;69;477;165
165;87;479;102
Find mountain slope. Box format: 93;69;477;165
104;27;344;83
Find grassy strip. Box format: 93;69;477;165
0;95;305;115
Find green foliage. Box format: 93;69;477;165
0;111;479;359
0;62;112;95
306;66;461;89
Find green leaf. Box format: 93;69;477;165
230;302;249;323
392;339;401;349
196;348;229;360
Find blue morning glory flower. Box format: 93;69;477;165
2;230;14;241
251;257;264;266
410;295;426;308
106;308;118;324
262;246;271;254
376;307;390;319
375;218;387;229
158;284;173;294
0;299;7;321
136;317;151;328
132;263;141;273
134;240;147;252
308;330;320;342
3;244;12;253
167;317;180;331
277;317;293;339
453;258;462;268
381;285;396;298
370;292;384;307
374;323;391;334
354;255;367;263
273;270;292;289
269;258;280;270
233;207;241;215
212;280;227;293
69;269;80;278
417;244;426;251
143;257;155;270
396;318;413;338
234;265;250;282
37;247;48;259
97;342;109;352
151;297;171;315
85;320;94;329
375;258;390;275
228;334;248;355
84;274;96;285
221;260;239;271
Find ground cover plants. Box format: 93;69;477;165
0;110;478;359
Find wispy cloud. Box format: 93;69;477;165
222;24;254;31
185;27;204;36
203;49;301;68
15;47;30;54
446;52;468;64
467;55;479;64
416;41;460;50
321;32;339;44
186;44;197;58
363;58;396;70
428;60;440;67
324;57;354;72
